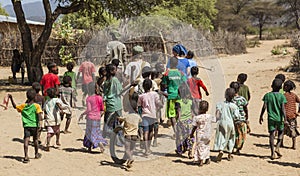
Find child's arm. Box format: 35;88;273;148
199;79;209;96
244;105;249;121
247;90;251;101
282;103;288;124
259;102;267;124
190;126;197;138
8;94;16;109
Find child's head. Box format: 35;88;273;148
26;89;37;102
98;66;107;77
63;75;72;87
275;74;285;82
47;62;58;74
87;82;96;96
229;81;240;94
46;88;56;98
142;66;152;79
199;100;209;114
169;57;178;68
155;62;165;73
111;59;120;68
191;66;199;76
186;50;194;59
179;83;192;99
225;88;235;102
237;73;247;84
32;82;41;93
271;78;283;92
143;79;152;92
86;52;92;61
106;63;117;77
66;62;74;72
283;80;296;92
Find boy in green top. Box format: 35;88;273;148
64;62;77;107
161;57;187;134
103;64;123;139
8;89;43;163
259;78;287;160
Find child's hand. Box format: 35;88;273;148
205;91;209;96
259;117;263;125
190;134;194;139
8;94;12;99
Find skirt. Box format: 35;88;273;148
83;119;107;149
175;119;194;154
284;118;300;138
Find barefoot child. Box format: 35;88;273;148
59;76;76;133
44;88;66;151
214;88;240;162
259;78;287;160
190;100;215;166
237;73;250;101
138;79;163;155
283;80;300;149
230;82;248;154
63;62;77;106
8;89;43;163
79;83;107;153
32;82;45;144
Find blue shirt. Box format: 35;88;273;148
167;57;190;77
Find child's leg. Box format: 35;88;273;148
24;137;30;160
32;130;42;159
56;131;61;146
269;131;276;159
144;130;150;153
153;122;158;147
292;137;296;149
124;136;132;160
148;126;154;150
275;130;283;157
64;114;72;133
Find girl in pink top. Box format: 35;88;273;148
79;83;107;153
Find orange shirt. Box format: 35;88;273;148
284;92;300;119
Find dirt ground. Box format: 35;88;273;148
0;39;299;176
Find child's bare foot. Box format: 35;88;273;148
56;141;61;146
45;146;50;152
99;143;105;153
216;151;223;162
23;157;30;163
234;149;241;155
88;147;92;153
205;159;210;165
275;148;282;158
270;153;276;160
188;150;193;159
63;130;72;134
126;160;134;168
35;153;42;159
199;160;203;167
153;139;158;147
227;153;233;161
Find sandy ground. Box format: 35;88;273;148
0;39;300;176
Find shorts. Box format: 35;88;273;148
12;64;25;73
166;99;180;119
268;119;284;132
47;125;60;134
142;116;156;132
24;127;38;139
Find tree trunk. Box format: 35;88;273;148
259;24;263;40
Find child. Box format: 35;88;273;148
175;83;194;158
186;50;197;78
79;83;107;153
44;88;66;151
8;89;43;163
214;88;240;162
237;73;250;101
283;80;300;149
118;92;142;168
230;82;248;154
96;66;107;96
40;62;60;97
59;76;75;133
138;79;163;155
187;66;209;116
63;62;77;106
190;100;215;166
32;82;45;144
259;78;287;160
161;57;187;136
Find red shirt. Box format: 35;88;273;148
40;73;60;96
284;92;300;119
79;61;96;85
187;77;207;99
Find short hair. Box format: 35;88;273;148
142;66;152;78
155;62;164;73
191;66;199;76
275;74;285;82
199;100;209;113
26;89;37;101
187;50;194;58
98;66;106;76
169;57;178;68
111;59;120;67
283;80;296;91
46;88;56;98
106;63;116;74
47;62;56;70
32;82;41;93
143;78;152;92
229;81;240;94
225;88;235;102
237;73;247;84
63;75;72;86
66;62;74;69
271;78;283;92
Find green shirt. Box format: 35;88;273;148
16;103;42;128
262;92;287;122
103;77;122;112
232;96;248;121
238;84;250;101
162;69;187;100
178;99;192;121
64;71;77;89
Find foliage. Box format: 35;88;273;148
0;3;8;16
277;0;300;30
271;45;289;55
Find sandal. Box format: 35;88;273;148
35;153;42;159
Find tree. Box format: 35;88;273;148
11;0;162;83
248;1;281;40
0;3;8;16
277;0;300;30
